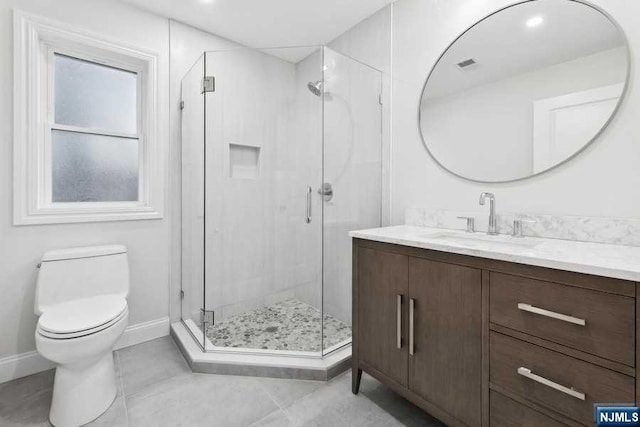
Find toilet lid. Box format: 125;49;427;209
38;295;127;335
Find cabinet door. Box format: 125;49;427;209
408;257;482;427
357;246;409;387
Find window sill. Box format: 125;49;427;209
14;206;163;226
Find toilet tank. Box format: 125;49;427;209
35;245;130;315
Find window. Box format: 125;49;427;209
14;11;163;224
52;54;140;203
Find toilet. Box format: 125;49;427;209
34;245;130;427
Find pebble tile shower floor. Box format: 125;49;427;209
206;299;352;351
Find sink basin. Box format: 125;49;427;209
419;231;540;248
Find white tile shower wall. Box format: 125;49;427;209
406;207;640;247
391;0;640;227
322;6;392;326
0;0;170;369
200;48;323;321
329;5;392;226
321;49;386;326
170;24;319;324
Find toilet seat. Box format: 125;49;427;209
37;295;128;340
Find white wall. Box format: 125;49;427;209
0;0;171;377
391;0;640;222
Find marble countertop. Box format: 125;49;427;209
350;225;640;281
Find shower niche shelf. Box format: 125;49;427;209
229;143;260;179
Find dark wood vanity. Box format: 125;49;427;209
352;238;639;427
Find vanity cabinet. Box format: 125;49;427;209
352;238;639;427
353;241;484;427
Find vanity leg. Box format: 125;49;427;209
352;367;362;394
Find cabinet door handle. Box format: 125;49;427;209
409;298;415;356
517;303;586;326
396;295;402;349
517;367;585;401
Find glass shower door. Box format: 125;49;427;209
180;54;207;349
322;48;383;353
202;47;325;353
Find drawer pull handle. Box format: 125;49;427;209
517;303;586;326
396;295;402;349
517;367;585;401
409;298;415;356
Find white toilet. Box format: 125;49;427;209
34;245;130;427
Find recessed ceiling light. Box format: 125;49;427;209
526;16;544;28
200;0;215;3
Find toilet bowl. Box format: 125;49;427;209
34;246;130;427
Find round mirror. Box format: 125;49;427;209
419;0;629;182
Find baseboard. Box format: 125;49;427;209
0;316;170;384
0;351;55;385
114;317;170;350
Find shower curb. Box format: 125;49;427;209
171;322;351;381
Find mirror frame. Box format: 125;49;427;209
417;0;631;183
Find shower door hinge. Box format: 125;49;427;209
201;76;216;94
378;94;383;105
180;289;185;299
200;309;214;326
180;100;185;110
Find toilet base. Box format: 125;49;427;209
49;351;117;427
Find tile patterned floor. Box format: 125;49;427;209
206;299;352;352
0;336;444;427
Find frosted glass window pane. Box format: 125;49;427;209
52;130;139;202
54;54;137;134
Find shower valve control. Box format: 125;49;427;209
318;182;334;202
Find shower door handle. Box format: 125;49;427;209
306;186;312;223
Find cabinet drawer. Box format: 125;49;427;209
490;332;634;425
490;272;635;365
490;391;569;427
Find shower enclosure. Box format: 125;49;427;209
180;46;382;362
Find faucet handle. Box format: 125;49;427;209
512;218;537;238
457;216;475;233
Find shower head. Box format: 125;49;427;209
307;81;323;97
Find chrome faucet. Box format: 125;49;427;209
479;192;498;235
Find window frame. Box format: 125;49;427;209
13;11;164;225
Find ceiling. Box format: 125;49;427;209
424;0;626;100
120;0;393;62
